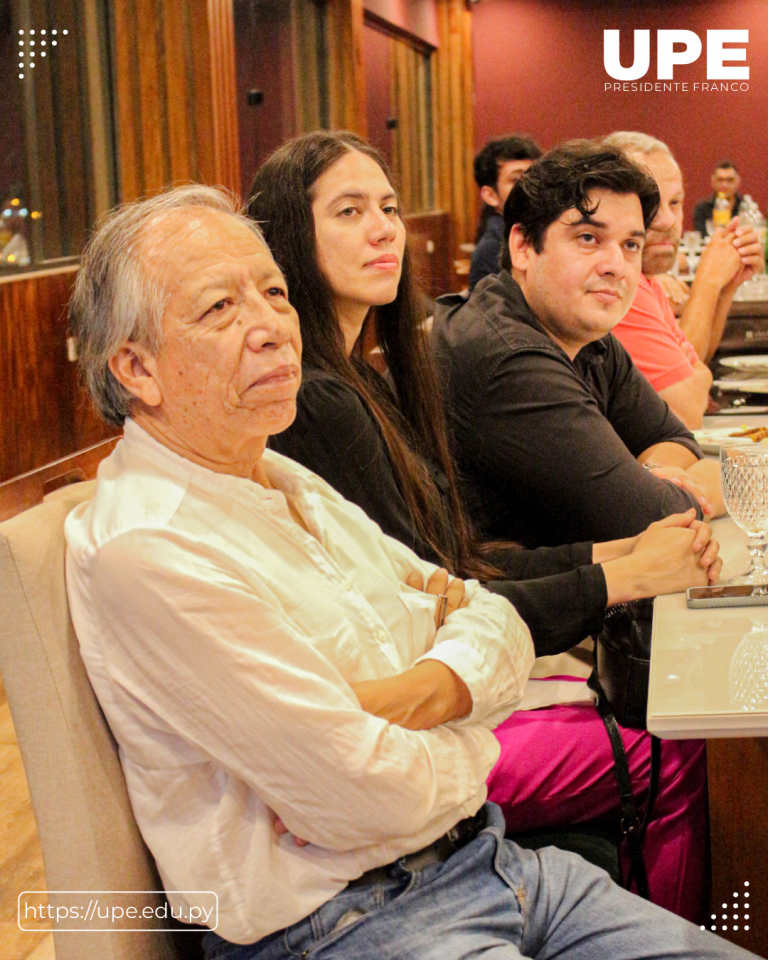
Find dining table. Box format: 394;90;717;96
648;412;768;953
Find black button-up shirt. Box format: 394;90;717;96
469;211;504;293
271;366;607;656
433;270;703;548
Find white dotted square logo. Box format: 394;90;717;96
17;27;69;79
701;881;751;933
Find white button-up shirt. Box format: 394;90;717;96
65;420;534;944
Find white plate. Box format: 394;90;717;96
713;379;768;394
694;426;768;454
719;355;768;372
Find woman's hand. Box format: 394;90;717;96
602;509;721;606
592;535;640;564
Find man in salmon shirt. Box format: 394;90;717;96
605;132;763;429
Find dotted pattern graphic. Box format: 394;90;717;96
701;881;751;933
17;28;69;79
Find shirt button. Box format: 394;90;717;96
340;580;353;591
376;628;388;643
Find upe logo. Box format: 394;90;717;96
604;30;749;81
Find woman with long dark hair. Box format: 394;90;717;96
247;131;715;921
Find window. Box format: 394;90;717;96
0;0;115;275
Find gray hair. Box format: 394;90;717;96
70;184;267;426
602;131;676;162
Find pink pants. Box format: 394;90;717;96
487;695;708;924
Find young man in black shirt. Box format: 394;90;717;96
434;141;725;548
469;135;542;292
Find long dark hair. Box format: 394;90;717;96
247;131;501;580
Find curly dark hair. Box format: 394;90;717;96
499;140;660;270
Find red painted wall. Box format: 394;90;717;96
472;0;768;226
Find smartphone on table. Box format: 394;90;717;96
686;585;768;608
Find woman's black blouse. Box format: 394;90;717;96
269;367;608;657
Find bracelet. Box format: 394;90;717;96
435;594;448;628
643;462;663;471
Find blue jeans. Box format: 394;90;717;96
203;804;758;960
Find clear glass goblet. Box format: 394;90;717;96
721;443;768;591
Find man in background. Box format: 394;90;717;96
469;134;542;292
605;134;761;429
693;160;742;237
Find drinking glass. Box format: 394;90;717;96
683;230;702;254
721;443;768;590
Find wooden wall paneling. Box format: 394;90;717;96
83;0;115;220
113;0;240;200
56;0;92;256
325;0;367;135
402;44;416;208
0;269;77;484
136;0;168;190
163;0;194;185
205;0;241;196
188;0;216;188
707;738;768;954
432;4;451;215
417;50;430;212
390;39;405;203
27;0;62;259
447;0;471;248
0;266;118;484
325;1;347;131
459;0;475;240
349;0;367;135
292;0;323;135
431;0;476;253
112;0;144;200
404;210;452;300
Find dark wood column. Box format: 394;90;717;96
112;0;240;200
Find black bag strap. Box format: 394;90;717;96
587;672;661;901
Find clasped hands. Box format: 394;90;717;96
700;217;764;290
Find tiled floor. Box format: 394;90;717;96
0;675;55;960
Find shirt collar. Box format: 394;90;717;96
121;418;307;505
435;270;611;364
495;272;609;364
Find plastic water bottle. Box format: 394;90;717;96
740;197;767;275
713;191;731;229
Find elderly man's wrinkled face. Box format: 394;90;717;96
126;210;301;466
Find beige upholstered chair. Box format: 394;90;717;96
0;451;203;960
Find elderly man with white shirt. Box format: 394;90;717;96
65;186;759;960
